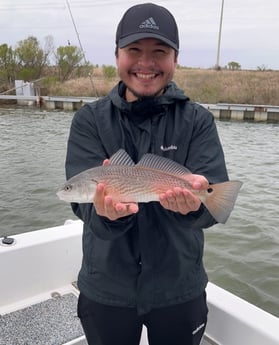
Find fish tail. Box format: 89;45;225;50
203;181;243;224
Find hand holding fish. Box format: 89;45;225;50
92;158;139;220
94;182;139;220
57;150;243;224
159;175;209;214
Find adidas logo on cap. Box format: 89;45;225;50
139;17;159;30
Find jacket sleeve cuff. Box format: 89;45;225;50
88;208;137;240
190;205;217;229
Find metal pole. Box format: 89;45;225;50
216;0;224;70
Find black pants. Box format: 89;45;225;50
77;292;208;345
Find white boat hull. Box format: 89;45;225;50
1;220;278;345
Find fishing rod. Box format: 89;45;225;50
65;0;98;97
216;0;225;70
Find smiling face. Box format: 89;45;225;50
116;38;178;102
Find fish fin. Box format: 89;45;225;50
203;181;243;224
137;154;192;176
108;149;135;166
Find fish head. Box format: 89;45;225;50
56;179;97;203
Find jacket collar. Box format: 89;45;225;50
109;81;189;116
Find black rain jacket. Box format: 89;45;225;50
65;81;228;314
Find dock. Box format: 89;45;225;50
0;95;98;111
0;95;279;122
203;103;279;122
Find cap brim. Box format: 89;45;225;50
118;33;178;51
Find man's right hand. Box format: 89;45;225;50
93;183;139;221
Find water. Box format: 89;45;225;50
0;107;74;233
0;106;278;318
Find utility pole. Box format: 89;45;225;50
216;0;224;70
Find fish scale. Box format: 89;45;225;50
96;166;192;203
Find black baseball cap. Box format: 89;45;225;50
116;3;179;52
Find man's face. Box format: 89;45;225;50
116;38;177;102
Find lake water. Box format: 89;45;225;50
0;106;278;318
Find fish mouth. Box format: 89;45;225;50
56;190;63;200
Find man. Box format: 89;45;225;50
65;3;228;345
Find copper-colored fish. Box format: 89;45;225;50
57;149;242;223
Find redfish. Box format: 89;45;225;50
57;149;242;223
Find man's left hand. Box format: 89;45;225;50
159;174;209;215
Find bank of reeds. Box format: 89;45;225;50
46;67;279;105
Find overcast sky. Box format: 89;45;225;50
1;0;279;70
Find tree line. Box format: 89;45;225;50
0;35;90;87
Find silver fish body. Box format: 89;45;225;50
57;149;243;223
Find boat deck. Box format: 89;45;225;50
0;291;84;345
0;285;213;345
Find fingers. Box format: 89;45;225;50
104;198;139;221
158;173;208;215
102;159;109;166
159;187;201;214
186;174;209;190
94;183;138;221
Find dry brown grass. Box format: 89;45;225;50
47;67;279;105
174;69;279;105
47;68;118;97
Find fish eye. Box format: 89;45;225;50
207;187;213;194
64;184;72;192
